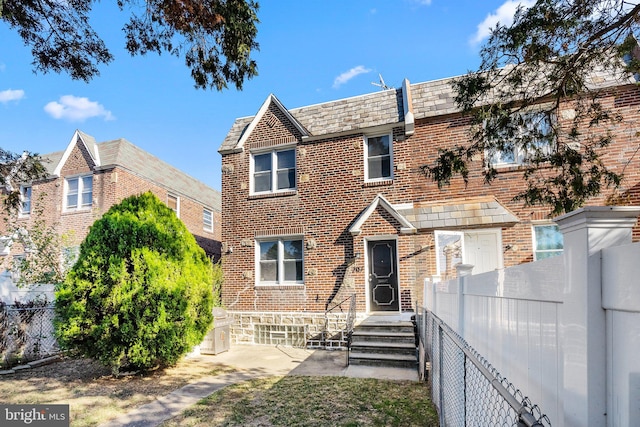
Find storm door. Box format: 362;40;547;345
367;240;399;312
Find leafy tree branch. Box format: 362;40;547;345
1;0;259;90
422;0;640;215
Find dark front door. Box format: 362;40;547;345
368;240;399;312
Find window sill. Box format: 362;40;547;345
255;283;305;290
249;190;297;200
363;179;393;188
62;208;92;215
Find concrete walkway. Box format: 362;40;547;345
99;345;419;427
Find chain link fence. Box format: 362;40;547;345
0;303;59;368
417;305;551;427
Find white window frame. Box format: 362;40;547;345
167;194;180;217
250;146;297;195
64;174;93;212
532;222;564;261
486;112;554;167
255;236;304;286
19;185;32;216
364;133;394;182
203;208;213;232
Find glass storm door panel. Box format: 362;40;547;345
368;240;399;312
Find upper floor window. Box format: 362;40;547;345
20;186;32;216
487;112;554;167
257;237;303;285
167;194;180;217
65;175;92;211
252;148;296;194
365;134;393;181
532;224;563;260
203;208;213;232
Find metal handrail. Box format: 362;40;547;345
323;294;356;351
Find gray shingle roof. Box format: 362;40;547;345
397;196;520;230
219;67;636;154
42;137;220;211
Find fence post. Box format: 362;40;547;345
555;206;640;427
455;264;473;338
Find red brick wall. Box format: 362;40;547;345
221;84;640;314
2;139;221;261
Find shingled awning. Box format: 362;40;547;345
397;196;520;230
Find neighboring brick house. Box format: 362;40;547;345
219;73;640;347
2;130;221;280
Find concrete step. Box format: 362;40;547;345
351;330;416;344
351;343;416;356
350;341;416;356
355;321;415;333
348;351;418;369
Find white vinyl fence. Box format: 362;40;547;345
423;206;640;427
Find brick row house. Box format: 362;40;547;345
0;130;221;302
219;72;640;347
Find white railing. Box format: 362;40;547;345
424;206;640;427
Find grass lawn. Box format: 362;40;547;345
161;375;438;427
1;356;438;426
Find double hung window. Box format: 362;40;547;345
168;194;179;217
258;238;303;285
365;134;393;181
252;148;296;194
487;112;553;167
203;208;213;232
65;175;92;211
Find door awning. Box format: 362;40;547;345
396;196;520;230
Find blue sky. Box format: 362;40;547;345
0;0;532;191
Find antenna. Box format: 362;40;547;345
371;74;393;90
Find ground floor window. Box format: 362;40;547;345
257;238;303;285
532;224;563;260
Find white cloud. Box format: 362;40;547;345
0;89;25;103
470;0;535;46
44;95;115;122
333;66;372;89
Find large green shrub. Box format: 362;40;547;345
55;192;216;374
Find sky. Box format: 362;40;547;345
0;0;534;192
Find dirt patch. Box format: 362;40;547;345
0;355;235;427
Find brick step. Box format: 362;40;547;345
350;341;416;356
348;351;418;369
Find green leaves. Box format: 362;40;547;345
2;0;259;90
55;192;216;374
423;0;637;214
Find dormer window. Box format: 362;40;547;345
251;148;296;195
